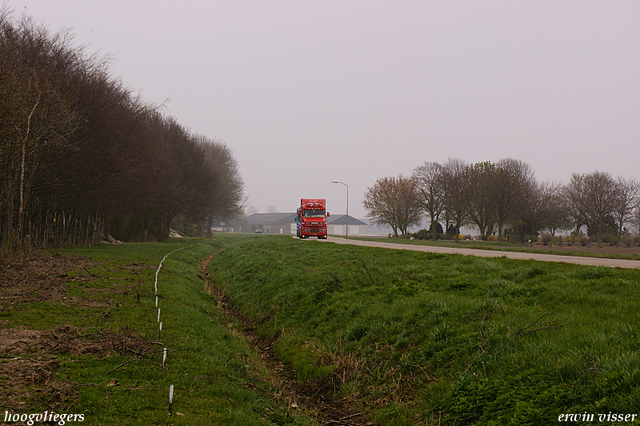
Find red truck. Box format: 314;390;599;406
296;198;329;239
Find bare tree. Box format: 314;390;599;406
520;181;562;237
0;12;80;243
363;175;422;237
0;9;245;246
489;158;535;243
543;186;572;235
612;176;640;236
467;161;496;240
582;171;619;244
196;135;245;235
562;173;589;235
440;158;471;241
412;161;444;240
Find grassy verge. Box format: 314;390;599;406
1;236;313;425
206;235;640;425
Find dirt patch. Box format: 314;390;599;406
0;356;74;413
0;324;78;412
200;253;373;426
0;254;94;309
0;255;92;411
0;326;43;355
0;322;158;412
0;254;156;414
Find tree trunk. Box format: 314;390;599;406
17;136;27;242
431;217;437;241
17;95;41;244
598;215;603;245
206;215;213;238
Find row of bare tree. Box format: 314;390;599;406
364;158;640;242
0;11;244;247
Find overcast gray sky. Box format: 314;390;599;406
10;1;640;218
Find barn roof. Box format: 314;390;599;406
245;213;296;225
326;214;367;226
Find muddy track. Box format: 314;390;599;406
200;252;373;426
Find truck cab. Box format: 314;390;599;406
296;199;329;239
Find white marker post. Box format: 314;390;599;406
155;296;158;308
169;384;174;415
157;308;161;322
162;348;167;369
159;322;163;339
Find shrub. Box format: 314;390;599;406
568;231;586;244
411;229;430;240
541;232;552;246
411;225;445;240
622;235;634;248
601;234;620;245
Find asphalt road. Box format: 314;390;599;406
323;237;640;270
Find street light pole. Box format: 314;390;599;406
332;180;348;238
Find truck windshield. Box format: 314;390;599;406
302;209;325;218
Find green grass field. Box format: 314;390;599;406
2;237;313;425
206;235;640;425
3;234;640;425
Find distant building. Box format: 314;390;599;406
240;212;394;237
210;220;234;233
327;214;367;236
243;213;297;234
